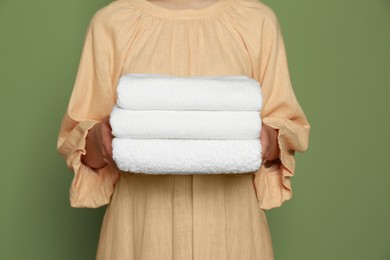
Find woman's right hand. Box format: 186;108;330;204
81;115;118;170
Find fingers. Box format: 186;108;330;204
100;139;117;168
260;124;269;163
99;115;117;168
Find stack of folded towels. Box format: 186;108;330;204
110;73;263;175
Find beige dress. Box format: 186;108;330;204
56;0;311;259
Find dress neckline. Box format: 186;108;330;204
128;0;236;19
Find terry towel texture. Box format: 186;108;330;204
110;73;263;175
110;105;262;139
116;73;262;110
112;139;262;174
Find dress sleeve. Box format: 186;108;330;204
57;14;120;208
253;12;311;210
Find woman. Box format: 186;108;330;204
57;0;311;259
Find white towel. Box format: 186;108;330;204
116;73;262;111
110;105;262;139
112;138;262;174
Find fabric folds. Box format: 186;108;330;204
56;0;311;210
110;105;262;139
110;73;263;175
112;138;262;174
116;73;262;111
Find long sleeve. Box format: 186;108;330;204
253;11;311;210
56;12;121;208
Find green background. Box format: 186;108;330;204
0;0;389;259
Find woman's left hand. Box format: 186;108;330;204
260;123;280;164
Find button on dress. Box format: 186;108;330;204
56;0;311;259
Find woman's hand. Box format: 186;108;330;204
81;115;118;170
260;123;280;164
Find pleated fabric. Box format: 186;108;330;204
96;173;274;259
56;0;311;259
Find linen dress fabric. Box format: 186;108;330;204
56;0;311;259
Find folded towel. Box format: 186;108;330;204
110;105;262;139
116;73;262;111
112;138;262;174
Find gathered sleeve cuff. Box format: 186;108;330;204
253;9;311;210
57;116;120;208
254;117;310;210
56;12;122;208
